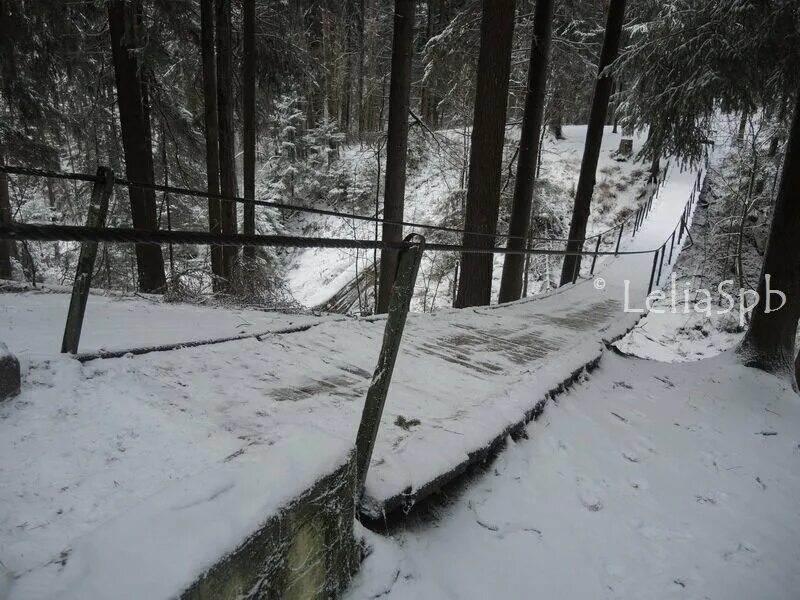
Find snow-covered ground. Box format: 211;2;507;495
0;283;337;359
347;352;800;600
0;154;698;598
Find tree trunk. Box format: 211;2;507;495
436;0;447;128
201;0;224;289
737;110;748;145
607;78;617;126
0;142;13;279
737;92;800;388
356;0;367;138
769;93;789;158
420;0;435;125
216;0;238;285
341;0;355;136
108;0;166;293
498;0;554;303
796;349;800;385
454;0;516;308
559;0;626;287
376;0;415;314
242;0;256;261
550;118;564;140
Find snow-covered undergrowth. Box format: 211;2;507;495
286;124;651;313
617;115;790;362
348;352;800;600
7;123;650;316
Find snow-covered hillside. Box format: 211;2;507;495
285;125;652;313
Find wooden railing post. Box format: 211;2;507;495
590;235;602;274
355;233;425;495
656;243;666;286
615;223;624;256
61;166;114;354
667;229;676;264
647;250;659;295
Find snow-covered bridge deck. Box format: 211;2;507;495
0;166;701;595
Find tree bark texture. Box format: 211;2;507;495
0;143;13;279
201;0;224;287
559;0;626;287
377;0;415;314
242;0;257;260
498;0;554;303
454;0;516;308
737;91;800;388
108;0;166;293
216;0;238;284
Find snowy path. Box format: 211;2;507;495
0;162;699;597
347;353;800;600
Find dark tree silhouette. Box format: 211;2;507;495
455;0;516;308
108;0;166;293
377;0;415;314
498;0;555;303
216;0;238;284
737;92;800;388
242;0;256;261
200;0;224;288
559;0;627;287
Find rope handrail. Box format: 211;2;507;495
0;164;653;247
0;222;660;257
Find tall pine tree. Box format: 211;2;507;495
454;0;516;308
559;0;626;287
108;0;166;293
377;0;415;313
498;0;555;303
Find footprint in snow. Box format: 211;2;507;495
541;434;571;456
621;449;641;463
636;524;693;544
628;477;648;491
722;542;760;567
576;477;606;512
634;433;657;455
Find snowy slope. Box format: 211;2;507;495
348;352;800;600
285;125;652;312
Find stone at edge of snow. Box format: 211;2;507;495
0;342;21;400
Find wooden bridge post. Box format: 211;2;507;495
647;250;659;295
656;243;666;286
61;167;114;354
355;234;425;495
614;223;624;256
667;229;676;264
590;235;602;274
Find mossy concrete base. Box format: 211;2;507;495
182;455;362;599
